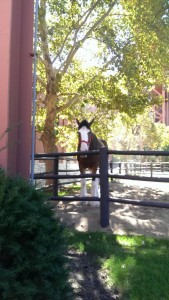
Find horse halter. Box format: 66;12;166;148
78;129;93;153
78;132;92;147
77;120;94;152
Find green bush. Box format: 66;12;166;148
0;169;72;300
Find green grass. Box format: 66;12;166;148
59;183;81;196
59;182;91;196
64;229;169;300
40;183;83;197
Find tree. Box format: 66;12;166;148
37;0;169;171
110;109;162;151
109;108;169;162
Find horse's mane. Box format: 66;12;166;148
89;133;108;150
88;132;98;151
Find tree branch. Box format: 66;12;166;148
61;0;118;74
57;93;80;112
39;0;54;80
52;0;101;65
37;75;46;88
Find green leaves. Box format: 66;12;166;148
37;0;169;152
0;171;72;299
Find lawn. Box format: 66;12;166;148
65;229;169;300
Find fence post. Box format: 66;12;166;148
99;147;109;227
53;158;59;196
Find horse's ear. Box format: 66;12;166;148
89;118;95;127
76;119;80;126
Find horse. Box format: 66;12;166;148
76;118;107;207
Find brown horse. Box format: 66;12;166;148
76;119;107;207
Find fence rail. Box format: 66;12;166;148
111;161;169;176
34;149;169;228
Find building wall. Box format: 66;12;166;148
0;0;34;179
0;1;13;170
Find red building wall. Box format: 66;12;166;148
0;0;34;179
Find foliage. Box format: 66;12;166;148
36;0;169;154
65;229;169;300
0;169;72;300
109;108;169;154
54;107;169;153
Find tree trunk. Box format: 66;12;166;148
41;93;58;186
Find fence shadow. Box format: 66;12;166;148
51;180;169;238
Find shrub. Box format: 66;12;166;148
0;169;72;300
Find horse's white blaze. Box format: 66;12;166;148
78;126;90;151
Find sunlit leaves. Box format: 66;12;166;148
109;108;169;153
37;0;169;151
120;0;169;84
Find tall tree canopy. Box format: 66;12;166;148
37;0;169;156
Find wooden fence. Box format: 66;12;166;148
34;149;169;228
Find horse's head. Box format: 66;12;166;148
76;119;94;151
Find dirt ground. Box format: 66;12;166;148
52;180;169;239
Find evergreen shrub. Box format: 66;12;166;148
0;169;72;300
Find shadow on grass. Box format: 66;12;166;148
110;236;169;299
65;230;169;300
65;230;123;300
